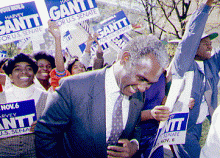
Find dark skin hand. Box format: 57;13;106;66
107;139;138;158
30;120;37;132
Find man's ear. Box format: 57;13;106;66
120;52;130;65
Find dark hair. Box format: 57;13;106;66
67;58;79;73
0;58;8;68
33;51;55;69
3;53;38;75
67;58;86;74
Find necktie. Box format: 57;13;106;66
107;93;124;146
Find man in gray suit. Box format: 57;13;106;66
35;34;169;158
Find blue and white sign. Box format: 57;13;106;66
79;19;91;33
0;100;36;138
79;41;108;57
93;10;132;45
108;33;132;53
0;1;44;45
62;30;73;48
111;34;130;50
149;71;194;157
44;0;100;27
14;37;31;50
0;50;7;59
153;113;189;147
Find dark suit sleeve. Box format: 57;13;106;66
133;92;144;143
133;113;142;143
35;79;72;158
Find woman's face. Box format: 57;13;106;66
36;59;52;81
9;62;35;88
71;61;86;75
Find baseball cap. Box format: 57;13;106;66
168;32;218;43
201;32;218;40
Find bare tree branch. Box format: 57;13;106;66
157;0;181;38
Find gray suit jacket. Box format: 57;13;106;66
35;67;144;158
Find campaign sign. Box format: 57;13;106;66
93;10;132;45
62;30;73;48
108;33;132;53
0;50;7;59
154;113;188;146
0;100;36;139
79;41;109;57
79;19;90;33
44;0;100;27
149;71;194;157
14;37;31;50
111;34;130;50
0;1;44;45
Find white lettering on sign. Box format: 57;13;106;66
50;0;94;20
0;114;35;130
97;18;129;39
0;103;19;111
0;4;25;14
10;4;25;12
112;36;127;49
5;13;24;20
164;118;185;132
0;14;41;35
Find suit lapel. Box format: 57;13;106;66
121;92;144;138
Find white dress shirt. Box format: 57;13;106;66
105;65;129;142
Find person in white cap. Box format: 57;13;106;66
170;0;219;157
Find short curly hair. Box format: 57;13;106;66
33;51;55;69
3;53;38;75
122;34;169;69
67;58;86;74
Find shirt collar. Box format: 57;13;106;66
106;65;120;94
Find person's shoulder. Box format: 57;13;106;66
0;90;6;100
34;85;48;94
214;47;220;54
61;67;107;83
210;48;220;60
213;105;220;116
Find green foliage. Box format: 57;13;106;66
0;41;33;58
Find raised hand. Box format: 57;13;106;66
48;19;61;39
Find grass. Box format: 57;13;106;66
200;118;210;147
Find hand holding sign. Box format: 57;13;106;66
30;120;37;132
188;98;195;110
0;100;36;139
151;106;170;121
